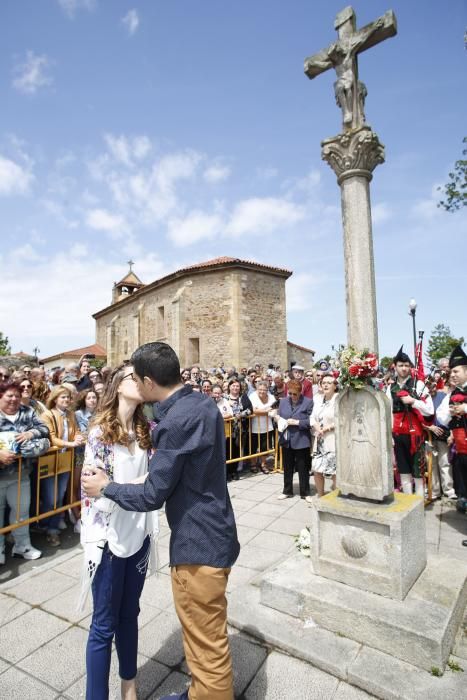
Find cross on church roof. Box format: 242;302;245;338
127;259;135;272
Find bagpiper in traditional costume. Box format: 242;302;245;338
387;346;434;496
436;344;467;512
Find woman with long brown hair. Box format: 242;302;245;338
79;363;158;700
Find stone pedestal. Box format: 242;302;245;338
311;491;426;601
259;552;467;673
336;385;393;501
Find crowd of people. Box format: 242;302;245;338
0;354;103;564
1;342;466;570
0;340;466;699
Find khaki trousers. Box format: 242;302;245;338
171;565;234;700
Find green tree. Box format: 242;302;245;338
0;332;11;356
379;356;394;370
427;324;464;364
437;137;467;212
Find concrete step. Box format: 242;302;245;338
228;583;467;700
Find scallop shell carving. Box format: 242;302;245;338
341;531;368;559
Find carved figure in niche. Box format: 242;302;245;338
346;395;379;486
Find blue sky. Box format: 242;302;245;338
1;0;466;363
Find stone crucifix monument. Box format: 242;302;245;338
305;6;398;504
305;6;396;352
301;6;428;603
231;8;467;681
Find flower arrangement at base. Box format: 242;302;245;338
295;527;311;556
339;346;379;390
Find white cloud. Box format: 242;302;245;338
9;244;44;262
57;0;96;18
122;9;140;36
372;202;392;225
203;164;231;184
286;273;318;312
282;169;321;196
41;198;80;229
410;184;444;221
0;154;33;195
86;208;127;236
226;197;304;237
103;133;151;167
256;166;279;180
12;51;53;95
70;243;88;258
168;210;223;246
1;249;166;352
87;141;202;225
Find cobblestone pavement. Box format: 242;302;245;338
0;472;465;699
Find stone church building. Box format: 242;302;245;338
93;257;314;370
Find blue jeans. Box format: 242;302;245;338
86;536;150;700
0;476;32;550
40;472;69;534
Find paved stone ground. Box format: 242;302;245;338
0;472;465;699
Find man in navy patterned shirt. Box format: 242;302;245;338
83;342;239;700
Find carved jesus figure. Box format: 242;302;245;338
304;8;395;130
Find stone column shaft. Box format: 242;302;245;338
340;173;378;352
322;125;385;353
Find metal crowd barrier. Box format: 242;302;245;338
0;446;80;536
0;412;287;537
223;412;283;473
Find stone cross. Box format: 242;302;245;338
305;6;397;131
304;6;397;353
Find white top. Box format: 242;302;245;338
215;397;234;418
106;443;157;558
437;384;467;426
250;392;276;433
310;393;337;452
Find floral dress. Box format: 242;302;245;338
311;394;337;476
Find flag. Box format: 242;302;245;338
415;339;425;381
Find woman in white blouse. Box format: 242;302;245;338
250;380;276;474
80;364;158;700
310;374;338;497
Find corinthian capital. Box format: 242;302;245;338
321;126;385;183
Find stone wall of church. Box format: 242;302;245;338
95;267;288;369
238;270;288;370
287;343;315;371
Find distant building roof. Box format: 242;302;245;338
41;343;107;364
115;270;144;287
287;341;316;354
94;256;292;318
180;256;291;276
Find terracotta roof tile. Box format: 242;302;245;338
179;257;292;275
41;343;107;364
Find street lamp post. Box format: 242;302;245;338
408;299;417;359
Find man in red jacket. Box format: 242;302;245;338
291;364;313;399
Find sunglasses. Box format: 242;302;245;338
122;372;136;382
0;374;8;379
21;384;33;389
